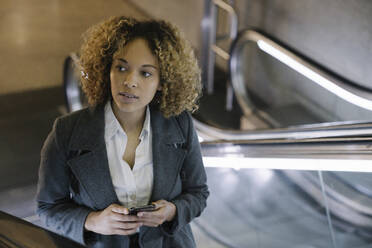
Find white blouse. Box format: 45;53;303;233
104;102;154;208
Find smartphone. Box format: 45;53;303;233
128;204;156;215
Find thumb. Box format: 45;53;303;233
152;200;167;209
110;204;128;214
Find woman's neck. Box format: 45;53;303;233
111;101;146;134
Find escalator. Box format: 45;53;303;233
193;3;372;245
199;0;372;132
194;3;372;245
196;130;372;248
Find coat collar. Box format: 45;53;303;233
69;104;106;152
104;102;152;142
69;103;185;151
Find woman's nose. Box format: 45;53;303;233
123;71;138;88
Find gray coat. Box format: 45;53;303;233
36;103;209;247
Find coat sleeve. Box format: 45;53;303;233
36;118;92;245
160;112;209;236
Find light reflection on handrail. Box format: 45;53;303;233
193;116;372;141
196;116;372;173
202;157;372;173
199;131;372;173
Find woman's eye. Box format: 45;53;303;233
142;71;152;78
116;66;127;72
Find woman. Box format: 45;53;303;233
36;16;209;248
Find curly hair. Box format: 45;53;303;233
79;16;201;118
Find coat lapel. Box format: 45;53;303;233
64;104;187;209
150;107;187;202
67;104;119;210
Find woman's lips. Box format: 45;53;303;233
118;92;139;102
119;92;138;98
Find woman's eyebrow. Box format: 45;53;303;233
116;58;157;69
143;64;158;70
117;58;128;64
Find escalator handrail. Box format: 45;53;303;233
194;116;372;142
229;29;372;116
329;172;372;199
63;53;84;112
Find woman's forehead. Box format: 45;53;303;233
113;38;158;66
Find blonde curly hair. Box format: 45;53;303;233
79;16;201;118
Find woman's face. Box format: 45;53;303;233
110;38;161;116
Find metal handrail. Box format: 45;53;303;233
194;116;372;141
230;29;372;117
63;53;88;112
212;0;237;40
201;0;238;94
210;0;238;61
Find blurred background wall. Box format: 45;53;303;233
0;0;139;94
0;0;204;95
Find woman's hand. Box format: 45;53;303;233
136;200;176;227
84;204;142;235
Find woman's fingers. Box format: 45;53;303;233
111;212;139;222
140;220;161;227
137;210;165;226
85;204;145;236
113;220;142;230
138;211;164;221
136;200;177;227
152;200;166;209
86;202;175;233
111;204;128;215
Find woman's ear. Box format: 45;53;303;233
157;83;162;91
